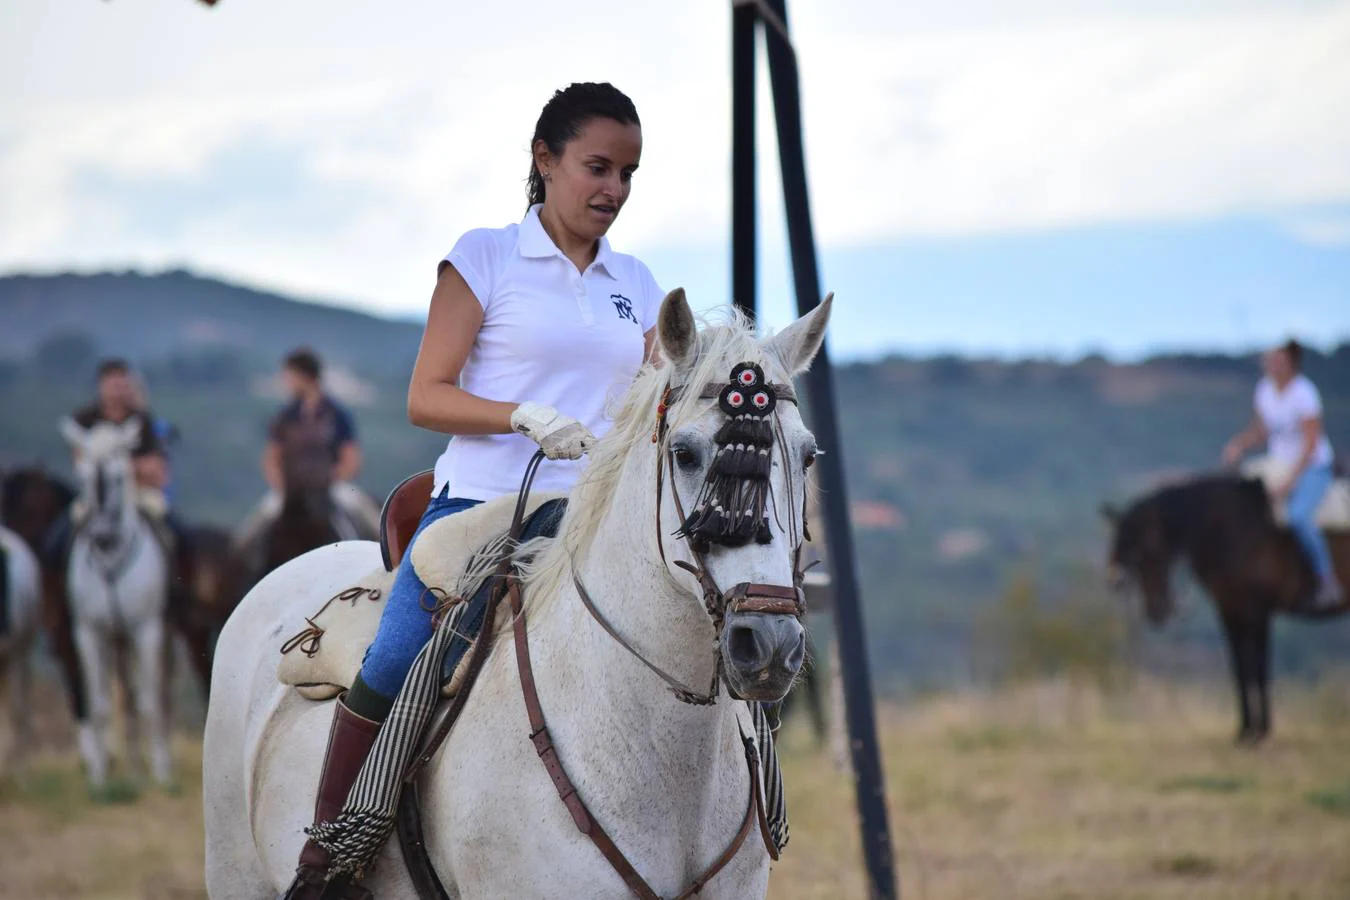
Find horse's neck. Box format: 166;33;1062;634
98;496;143;546
76;498;156;586
525;465;743;793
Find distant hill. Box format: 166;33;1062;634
0;270;422;378
3;269;1348;688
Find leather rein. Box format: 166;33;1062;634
504;372;807;898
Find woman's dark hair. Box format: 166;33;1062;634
283;346;322;381
96;358;131;381
526;82;640;210
1281;338;1304;371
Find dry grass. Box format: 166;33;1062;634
772;676;1350;899
2;676;1349;899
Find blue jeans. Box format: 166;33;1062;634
358;490;482;699
1287;464;1335;581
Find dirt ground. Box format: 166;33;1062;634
2;676;1349;899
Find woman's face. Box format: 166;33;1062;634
1262;347;1294;382
536;117;642;242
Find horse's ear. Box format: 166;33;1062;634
765;293;833;377
1099;502;1121;525
657;288;697;372
58;416;87;449
119;417;145;451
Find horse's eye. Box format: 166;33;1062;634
672;447;700;471
803;450;818;471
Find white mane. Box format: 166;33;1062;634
518;308;789;620
80;421;137;464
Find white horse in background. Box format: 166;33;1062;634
60;417;172;790
0;523;41;774
204;290;831;899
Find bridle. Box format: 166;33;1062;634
79;458;142;634
496;364;810;898
571;364;813;706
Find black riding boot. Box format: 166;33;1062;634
281;694;382;900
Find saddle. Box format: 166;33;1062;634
380;470;433;572
1242;456;1350;532
279;476;566;701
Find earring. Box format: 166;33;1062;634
543;171;552;181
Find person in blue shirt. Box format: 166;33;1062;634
235;348;380;553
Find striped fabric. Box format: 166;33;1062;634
309;590;790;879
308;600;470;876
752;700;789;853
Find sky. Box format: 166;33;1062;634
1;0;1348;360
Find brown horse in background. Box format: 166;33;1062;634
1103;473;1349;743
233;455;345;604
169;524;243;694
1;467;86;722
263;464;341;574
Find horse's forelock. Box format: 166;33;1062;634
81;424;135;465
519;310;774;617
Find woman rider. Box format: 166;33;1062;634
284;82;665;899
1223;339;1343;609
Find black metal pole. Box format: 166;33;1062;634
731;1;757;321
759;1;898;896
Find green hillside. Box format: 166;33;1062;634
3;271;1348;688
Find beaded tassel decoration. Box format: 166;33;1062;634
678;362;778;548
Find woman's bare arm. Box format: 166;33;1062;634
406;264;518;435
1223;414;1268;464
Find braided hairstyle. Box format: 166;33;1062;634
526;82;641;211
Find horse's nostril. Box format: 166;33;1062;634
728;624;764;668
784;632;806;671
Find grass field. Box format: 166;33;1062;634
2;676;1349;899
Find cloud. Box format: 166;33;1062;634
1279;214;1350;248
1;0;1348;319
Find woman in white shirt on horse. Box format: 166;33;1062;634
1224;339;1343;609
283;81;664;900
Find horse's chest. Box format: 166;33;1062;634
424;704;766;898
69;539;166;623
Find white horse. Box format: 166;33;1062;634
0;523;41;774
60;417;172;790
204;290;831;899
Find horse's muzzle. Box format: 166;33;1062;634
721;610;806;702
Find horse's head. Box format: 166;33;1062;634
60;416;141;548
1;466;75;547
280;448;335;522
648;289;831;702
1101;496;1175;627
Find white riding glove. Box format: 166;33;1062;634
510;402;596;461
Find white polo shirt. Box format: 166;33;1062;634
431;205;663;500
1255;374;1334;467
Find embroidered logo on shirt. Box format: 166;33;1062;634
611;293;639;325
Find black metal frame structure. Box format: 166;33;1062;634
731;1;898;897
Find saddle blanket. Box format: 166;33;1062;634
1242;456;1350;531
278;491;565;700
